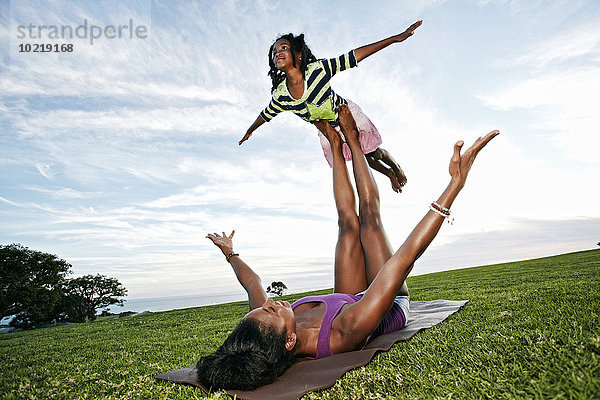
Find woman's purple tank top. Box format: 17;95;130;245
291;293;406;359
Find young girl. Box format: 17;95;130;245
239;21;422;193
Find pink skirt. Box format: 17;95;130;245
318;99;382;167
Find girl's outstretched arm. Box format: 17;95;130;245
239;115;266;145
336;130;500;351
206;230;268;309
354;20;422;63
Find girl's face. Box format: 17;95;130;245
271;39;298;70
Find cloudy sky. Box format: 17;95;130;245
1;0;598;301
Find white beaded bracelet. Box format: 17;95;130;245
432;201;450;213
429;204;450;218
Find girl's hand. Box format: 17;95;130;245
449;130;499;189
239;130;253;145
394;20;422;43
206;230;235;255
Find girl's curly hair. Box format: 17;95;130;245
268;33;317;93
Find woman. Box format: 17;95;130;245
200;104;499;390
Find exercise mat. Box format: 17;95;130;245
156;299;468;399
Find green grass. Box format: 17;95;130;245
1;249;599;399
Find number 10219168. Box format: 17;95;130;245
18;43;74;53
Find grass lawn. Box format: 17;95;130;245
1;249;599;399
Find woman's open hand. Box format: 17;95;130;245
206;230;235;255
394;20;422;43
449;130;499;189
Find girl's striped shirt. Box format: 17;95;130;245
260;50;358;126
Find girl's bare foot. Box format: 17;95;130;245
386;169;404;193
392;165;407;188
366;154;403;193
371;147;407;188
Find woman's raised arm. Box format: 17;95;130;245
338;130;500;348
206;230;268;310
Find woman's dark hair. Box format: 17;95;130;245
268;33;317;92
196;318;295;390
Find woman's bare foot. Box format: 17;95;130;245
314;119;342;148
337;104;360;143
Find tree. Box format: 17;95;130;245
266;281;288;297
0;244;71;323
61;274;127;322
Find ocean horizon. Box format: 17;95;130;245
113;286;327;314
113;291;249;313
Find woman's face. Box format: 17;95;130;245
271;39;298;70
244;298;295;335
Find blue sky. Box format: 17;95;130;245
1;0;599;300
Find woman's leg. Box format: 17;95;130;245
314;121;367;294
337;106;409;295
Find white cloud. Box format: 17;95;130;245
479;71;600;165
479;10;600;164
480;67;599;113
12;105;252;137
0;196;22;207
0;73;245;104
35;163;55;180
508;22;600;67
20;185;101;199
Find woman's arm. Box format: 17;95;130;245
206;230;268;309
337;130;499;349
239;115;266;145
353;20;422;63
